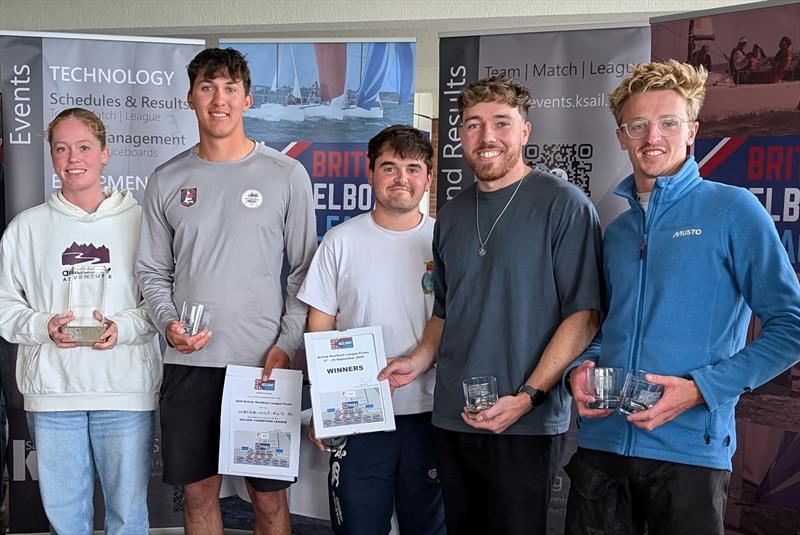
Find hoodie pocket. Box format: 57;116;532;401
19;346;43;393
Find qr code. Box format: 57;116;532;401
524;143;593;197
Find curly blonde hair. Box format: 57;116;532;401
609;60;707;125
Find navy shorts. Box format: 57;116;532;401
328;412;445;535
159;364;293;492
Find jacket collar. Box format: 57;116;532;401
613;156;702;207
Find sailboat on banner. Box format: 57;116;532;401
344;43;387;119
247;44;346;122
247;44;305;121
344;42;414;119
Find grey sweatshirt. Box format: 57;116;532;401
136;143;317;367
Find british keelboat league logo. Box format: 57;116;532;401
330;337;354;350
241;189;263;208
254;378;276;391
421;260;434;294
180;187;197;207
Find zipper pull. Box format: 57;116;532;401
639;235;648;260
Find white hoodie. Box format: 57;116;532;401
0;189;161;411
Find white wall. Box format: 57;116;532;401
0;0;763;113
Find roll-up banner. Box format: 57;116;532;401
438;26;651;533
222;39;417;239
652;3;800;533
0;31;203;533
437;26;651;228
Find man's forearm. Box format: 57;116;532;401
407;315;444;374
527;309;600;392
307;307;336;333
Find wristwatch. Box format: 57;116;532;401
516;384;547;408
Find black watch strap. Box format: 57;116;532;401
517;384;547;408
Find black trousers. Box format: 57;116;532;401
564;448;730;535
434;428;565;535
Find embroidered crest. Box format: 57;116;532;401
180;188;197;207
241;189;263;208
421;261;434;294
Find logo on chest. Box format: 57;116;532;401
672;228;703;239
241;189;263;208
62;242;110;265
421;261;434;295
180;187;197;207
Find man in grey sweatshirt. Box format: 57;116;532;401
136;48;317;535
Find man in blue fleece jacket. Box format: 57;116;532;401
564;60;800;535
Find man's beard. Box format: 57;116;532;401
465;145;521;183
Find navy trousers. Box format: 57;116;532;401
327;412;445;535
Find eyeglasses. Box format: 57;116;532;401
619;116;692;139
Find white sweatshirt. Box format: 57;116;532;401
0;189;161;411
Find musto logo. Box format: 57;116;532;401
672;228;702;239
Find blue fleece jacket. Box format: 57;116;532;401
575;157;800;471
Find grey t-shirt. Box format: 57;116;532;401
432;169;603;435
136;143;317;367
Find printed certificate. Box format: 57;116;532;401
218;366;302;481
304;326;395;439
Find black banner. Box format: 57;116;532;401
436;35;480;211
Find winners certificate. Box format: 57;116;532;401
304;326;395;439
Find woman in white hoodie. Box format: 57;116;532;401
0;108;161;534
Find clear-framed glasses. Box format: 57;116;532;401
619;116;692;139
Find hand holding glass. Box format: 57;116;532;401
463;376;498;414
584;367;624;410
179;302;210;336
618;370;664;415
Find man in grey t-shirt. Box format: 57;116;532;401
380;75;602;535
136;48;316;535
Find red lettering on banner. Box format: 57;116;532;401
328;152;342;177
748;146;800;181
312;151;326;177
311;150;369;178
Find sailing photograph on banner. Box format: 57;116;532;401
652;2;800;138
231;41;415;142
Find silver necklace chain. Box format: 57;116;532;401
475;175;526;256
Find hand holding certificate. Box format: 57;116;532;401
304;326;395;441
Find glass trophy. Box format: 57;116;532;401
63;265;108;346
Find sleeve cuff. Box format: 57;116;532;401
36;313;55;345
